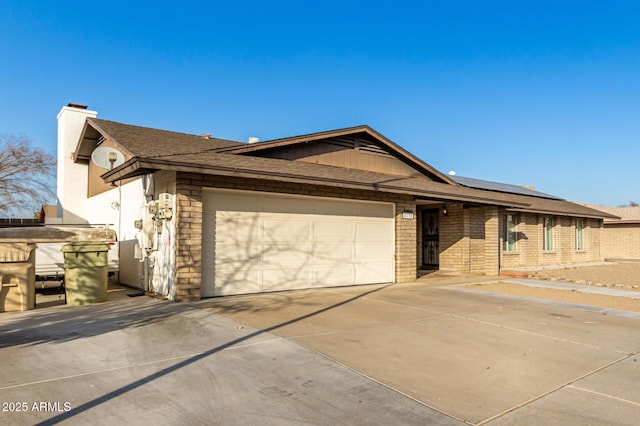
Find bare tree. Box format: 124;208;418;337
618;201;640;207
0;134;56;214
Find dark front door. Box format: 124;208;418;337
422;209;439;268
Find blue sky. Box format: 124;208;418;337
1;1;639;209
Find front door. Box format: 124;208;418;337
422;209;439;268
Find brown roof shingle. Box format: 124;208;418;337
80;118;243;159
83;119;614;219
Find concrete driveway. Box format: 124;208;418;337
1;276;639;425
204;277;640;425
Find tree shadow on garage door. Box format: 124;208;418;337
202;212;393;297
37;282;392;425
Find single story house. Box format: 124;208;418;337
56;104;615;301
583;205;640;261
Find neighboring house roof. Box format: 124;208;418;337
582;204;637;223
39;205;58;221
451;176;562;200
76;119;614;219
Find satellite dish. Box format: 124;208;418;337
91;147;125;170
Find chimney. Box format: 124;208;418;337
67;103;88;110
56;103;98;224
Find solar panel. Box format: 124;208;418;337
451;176;563;200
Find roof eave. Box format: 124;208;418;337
506;207;613;220
101;157;527;207
73;118;136;163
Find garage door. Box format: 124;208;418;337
202;189;395;296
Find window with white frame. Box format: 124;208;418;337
543;217;554;251
503;214;517;252
575;218;585;251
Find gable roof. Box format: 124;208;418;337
582;204;635;223
76;119;614;219
214;125;458;185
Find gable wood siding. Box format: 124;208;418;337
174;172;417;301
245;136;431;179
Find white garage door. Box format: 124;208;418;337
202;189;395;296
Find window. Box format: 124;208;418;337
543;217;554;251
503;214;517;251
576;219;585;251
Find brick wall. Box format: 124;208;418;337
439;204;497;275
439;206;603;275
174;172;416;301
602;223;640;260
439;203;465;271
395;200;417;283
484;207;499;275
469;207;487;273
498;212;603;269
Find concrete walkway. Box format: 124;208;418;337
1;275;639;425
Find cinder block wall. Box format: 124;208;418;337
174;173;417;301
439;204;498;275
469;207;486;273
440;206;604;275
439;203;465;271
602;223;640;260
499;213;603;269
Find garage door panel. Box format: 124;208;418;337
215;242;262;263
261;242;311;266
356;222;392;242
313;242;353;263
263;219;310;241
355;243;393;261
355;262;394;284
203;189;395;296
215;214;261;242
313;221;354;241
312;265;355;286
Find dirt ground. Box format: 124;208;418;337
529;262;640;291
468;282;640;312
469;263;640;313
